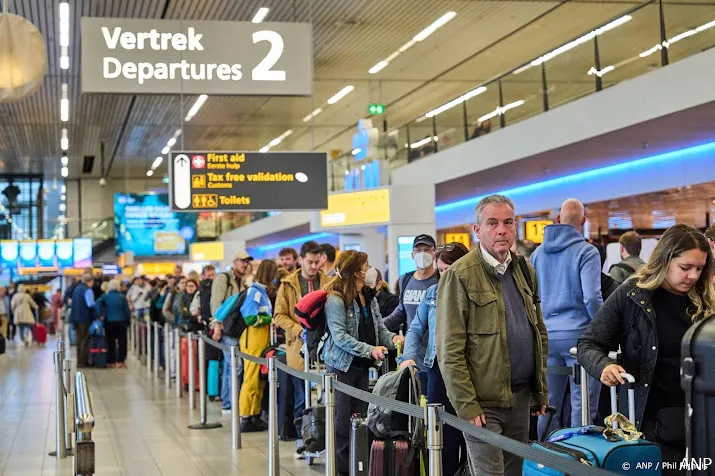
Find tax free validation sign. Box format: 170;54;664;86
169;151;328;212
80;18;313;95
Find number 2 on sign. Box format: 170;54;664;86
252;31;285;81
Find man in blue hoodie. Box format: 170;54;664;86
531;198;602;434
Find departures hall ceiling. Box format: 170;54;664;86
0;0;713;179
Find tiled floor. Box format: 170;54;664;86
0;336;323;476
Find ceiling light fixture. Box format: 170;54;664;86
184;94;208;121
60;83;69;122
167;137;177;147
61;194;66;201
60;128;68;151
59;203;66;212
61;155;68;166
426;86;487;118
59;2;70;47
302;108;323;122
61;167;68;178
352;148;361;156
368;13;456;75
413;11;456;42
514;15;632;75
152;157;163;169
410;136;438;149
162;146;170;155
146;170;154;177
260;129;293;152
61;185;66;193
259;146;269;153
252;7;270;24
327;85;354;104
60;48;69;70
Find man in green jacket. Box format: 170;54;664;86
435;194;548;476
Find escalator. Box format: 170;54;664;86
80;218;115;262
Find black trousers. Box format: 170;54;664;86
428;360;466;476
328;366;369;476
106;322;128;364
641;418;686;476
75;323;90;367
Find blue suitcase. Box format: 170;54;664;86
524;373;662;475
207;360;221;400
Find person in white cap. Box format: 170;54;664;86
211;250;253;413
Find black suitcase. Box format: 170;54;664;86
350;413;372;476
682;316;715;475
299;406;325;452
277;354;298;441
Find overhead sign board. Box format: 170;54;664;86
445;233;471;248
169;151;328;212
524;220;553;244
320;189;390;228
81;18;313;95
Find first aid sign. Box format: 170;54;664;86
81;18;313;96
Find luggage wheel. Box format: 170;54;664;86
305;455;314;465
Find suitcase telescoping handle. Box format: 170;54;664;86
609;372;636;428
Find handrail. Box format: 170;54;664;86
74;372;95;434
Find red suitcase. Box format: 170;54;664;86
180;337;200;391
33;323;47;345
369;439;418;476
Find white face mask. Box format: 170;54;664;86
413;251;434;269
364;267;378;288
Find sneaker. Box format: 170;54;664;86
240;418;264;433
250;415;268;431
293;450;306;460
221;408;232;415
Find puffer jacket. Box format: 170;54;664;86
577;280;700;428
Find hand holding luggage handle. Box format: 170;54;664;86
608;372;636;428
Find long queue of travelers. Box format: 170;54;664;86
5;193;711;476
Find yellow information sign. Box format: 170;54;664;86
190;242;225;262
137;262;177;276
524;220;553;244
192;194;218;209
445;233;471;248
320;189;390;228
192;175;206;189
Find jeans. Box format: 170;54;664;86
292;375;306;446
220;335;243;410
538;336;601;436
328;366;369;476
428;361;466;476
463;387;531;476
17;323;32;342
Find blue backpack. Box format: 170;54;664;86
214;289;248;338
89;319;104;337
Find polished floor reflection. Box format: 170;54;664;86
0;336;322;476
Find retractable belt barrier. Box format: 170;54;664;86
137;330;622;476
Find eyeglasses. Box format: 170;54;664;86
436;244;459;252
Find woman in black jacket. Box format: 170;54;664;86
577;224;715;474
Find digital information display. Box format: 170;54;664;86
0;239;91;274
397;236;417;276
169;151;328;212
115;193;196;256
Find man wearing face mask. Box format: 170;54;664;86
384;234;439;335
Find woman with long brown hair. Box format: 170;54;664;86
578;224;715;474
237;259;279;432
321;250;403;476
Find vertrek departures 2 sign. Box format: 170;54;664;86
169;151;328;212
80;18;313;95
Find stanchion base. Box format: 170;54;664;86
188;422;223;430
48;449;74;456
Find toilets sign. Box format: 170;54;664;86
81;17;313;95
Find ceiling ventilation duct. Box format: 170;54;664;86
0;5;47;102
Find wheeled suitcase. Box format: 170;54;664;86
180;337;200;391
682;315;715;474
32;323;47;344
523;373;662;475
207;360;221;399
89;335;107;368
350;413;372;476
299;406;325;452
369;438;418;476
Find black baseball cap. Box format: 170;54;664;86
413;234;436;249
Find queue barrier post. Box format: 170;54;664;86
53;352;67;459
153;321;160;380
231;345;242;449
175;328;182;398
268;356;280;476
188;333;196;410
324;373;336;476
188;335;222;430
164;323;171;389
426;404;444;476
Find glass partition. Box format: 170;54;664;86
501;65;544;126
464;84;501;139
544;35;597;109
662;4;715;65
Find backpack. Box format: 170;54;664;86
198;279;213;324
399;269;440;303
259;345;285;379
216;289;249;339
367;364;422;439
610;261;636;277
294;290;329;362
89;319;104;337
